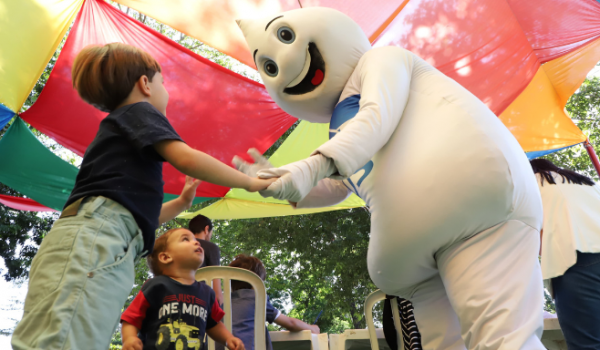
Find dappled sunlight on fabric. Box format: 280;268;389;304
499;68;586;153
373;0;538;115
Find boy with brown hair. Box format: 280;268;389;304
121;228;244;350
12;43;273;350
216;254;319;350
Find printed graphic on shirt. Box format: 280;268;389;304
155;318;201;350
154;294;208;350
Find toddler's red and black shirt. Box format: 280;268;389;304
122;275;225;350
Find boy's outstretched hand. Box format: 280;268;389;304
226;336;245;350
246;177;278;193
180;175;202;208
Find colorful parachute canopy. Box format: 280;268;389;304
0;195;56;212
175;0;600;219
0;0;84;112
113;0;599;155
2;0;600;219
19;0;296;199
113;0;410;68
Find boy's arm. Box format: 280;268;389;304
206;322;245;350
154;140;274;192
274;315;320;334
121;321;143;350
159;176;200;225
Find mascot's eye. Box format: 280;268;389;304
277;27;295;44
264;60;279;77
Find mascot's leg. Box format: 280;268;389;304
409;275;467;350
436;220;544;350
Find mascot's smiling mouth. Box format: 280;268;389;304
283;43;325;95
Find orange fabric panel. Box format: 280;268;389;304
543;37;600;108
113;0;406;68
499;68;586;153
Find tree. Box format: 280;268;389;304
544;75;600;181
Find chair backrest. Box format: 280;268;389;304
195;266;267;350
364;289;403;350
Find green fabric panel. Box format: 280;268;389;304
0;117;78;210
162;194;215;205
0;118;218;211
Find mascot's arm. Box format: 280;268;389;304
294;178;351;208
315;47;414;177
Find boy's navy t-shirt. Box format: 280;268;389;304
64;102;183;254
122;275;225;350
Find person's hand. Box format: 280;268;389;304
233;148;273;177
122;337;143;350
180;176;201;209
256;155;335;202
246;177;278;192
310;325;320;334
226;336;245;350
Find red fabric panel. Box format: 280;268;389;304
508;0;600;63
0;194;56;212
372;0;539;116
21;0;296;198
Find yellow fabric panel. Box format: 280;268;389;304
0;0;83;111
499;67;586;153
224;187;365;208
543;37;600;108
178;198;357;220
114;0;288;68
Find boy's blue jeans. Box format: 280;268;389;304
553;251;600;350
11;196;145;350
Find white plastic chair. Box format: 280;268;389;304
364;290;403;350
195;266;267;350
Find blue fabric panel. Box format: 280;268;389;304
526;144;581;159
0;103;15;130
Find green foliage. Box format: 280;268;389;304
0;184;57;281
208;208;378;332
543;77;600;181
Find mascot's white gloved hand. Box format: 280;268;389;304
257;154;337;202
232;148;273;178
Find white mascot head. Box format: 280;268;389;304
237;8;371;123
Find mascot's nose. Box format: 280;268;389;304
235;19;242;27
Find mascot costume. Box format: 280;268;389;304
234;8;545;350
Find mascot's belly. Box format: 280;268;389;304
332;77;542;293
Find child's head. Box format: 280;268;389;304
148;228;204;276
72;42;168;114
229;254;266;291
